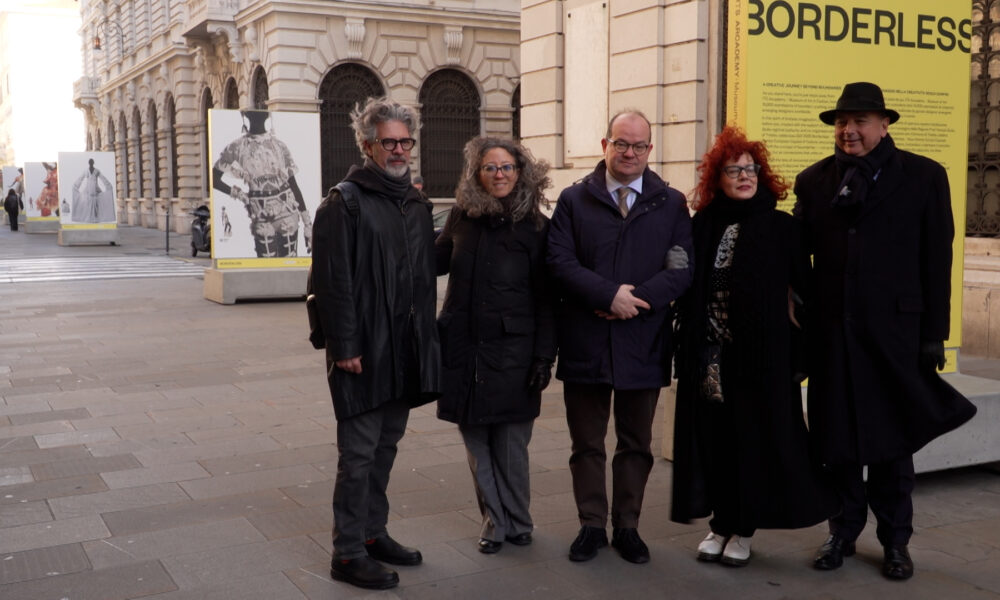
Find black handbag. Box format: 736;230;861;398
305;289;324;350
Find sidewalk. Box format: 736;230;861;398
1;225;999;599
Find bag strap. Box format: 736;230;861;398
334;181;360;217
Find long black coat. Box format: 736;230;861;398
546;162;693;389
671;196;837;528
793;148;976;465
311;165;441;420
434;208;557;425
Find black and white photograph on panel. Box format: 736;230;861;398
208;109;321;263
23;161;59;219
2;166;21;198
57;152;117;226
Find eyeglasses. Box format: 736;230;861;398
608;139;651;155
721;164;762;178
480;163;517;176
375;137;416;151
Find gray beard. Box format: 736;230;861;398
384;162;409;178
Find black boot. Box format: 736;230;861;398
330;555;399;589
365;535;423;566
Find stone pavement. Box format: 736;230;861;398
1;225;999;599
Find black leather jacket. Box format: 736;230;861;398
311;164;441;419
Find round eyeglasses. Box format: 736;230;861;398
480;164;517;176
608;139;650;155
375;137;416;151
721;164;762;179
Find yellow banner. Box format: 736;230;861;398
727;0;971;369
27;216;59;222
61;223;118;230
214;257;312;269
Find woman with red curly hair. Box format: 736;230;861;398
670;126;838;567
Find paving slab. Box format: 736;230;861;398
0;543;92;585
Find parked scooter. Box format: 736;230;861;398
190;205;211;257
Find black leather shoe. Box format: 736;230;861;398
365;535;423;566
882;545;914;580
330;556;399;589
478;538;503;554
506;532;533;546
569;526;608;562
612;528;650;564
813;535;856;570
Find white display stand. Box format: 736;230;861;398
203;267;308;304
58;227;120;246
24;220;59;233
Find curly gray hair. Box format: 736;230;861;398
350;97;421;158
455;136;551;228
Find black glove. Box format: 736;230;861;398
526;358;554;392
919;340;946;372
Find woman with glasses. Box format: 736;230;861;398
670;126;837;567
435;137;557;554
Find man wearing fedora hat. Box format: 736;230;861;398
792;82;976;581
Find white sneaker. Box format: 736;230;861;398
697;532;728;562
721;535;752;566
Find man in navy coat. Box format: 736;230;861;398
793;82;976;581
547;110;693;564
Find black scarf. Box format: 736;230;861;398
831;133;896;208
345;159;415;203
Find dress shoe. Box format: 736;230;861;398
611;527;650;564
882;545;914;580
696;532;729;562
720;535;752;567
478;538;503;553
330;555;399;589
506;532;533;546
365;535;422;566
813;534;856;570
569;525;608;562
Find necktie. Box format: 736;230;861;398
616;186;631;217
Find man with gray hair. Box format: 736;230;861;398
311;96;441;589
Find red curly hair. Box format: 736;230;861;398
691;126;789;211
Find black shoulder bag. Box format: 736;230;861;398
306;182;360;350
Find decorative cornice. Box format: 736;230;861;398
345;18;365;60
444;26;463;65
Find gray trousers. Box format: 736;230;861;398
332;397;409;559
459;421;534;542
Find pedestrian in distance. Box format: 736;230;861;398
4;188;19;231
670;125;839;567
435;136;557;555
793;82;977;581
310;96;441;590
546;109;693;564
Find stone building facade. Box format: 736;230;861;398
520;0;724;196
73;0;521;231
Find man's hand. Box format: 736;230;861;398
609;284;651;320
919;341;945;372
335;356;363;374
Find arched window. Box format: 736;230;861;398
165;94;179;197
511;84;521;141
148;100;159;198
132;106;143;197
419;69;480;197
224;77;239;109
318;63;385;191
252;65;269;110
202;88;214;194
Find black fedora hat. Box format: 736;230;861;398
819;82;899;125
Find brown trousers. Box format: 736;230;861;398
564;382;659;529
